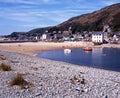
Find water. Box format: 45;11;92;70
36;48;120;72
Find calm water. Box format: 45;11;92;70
36;48;120;72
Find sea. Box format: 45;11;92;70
36;48;120;72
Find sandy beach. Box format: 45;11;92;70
0;42;93;56
0;41;120;56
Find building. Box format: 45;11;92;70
54;33;63;40
62;31;71;41
41;33;50;41
62;27;73;41
103;25;111;41
92;32;104;43
0;36;10;41
41;30;51;41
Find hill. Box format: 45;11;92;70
56;3;120;33
9;3;120;37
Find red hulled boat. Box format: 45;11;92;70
83;47;92;51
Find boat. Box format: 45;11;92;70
83;47;92;51
64;49;72;54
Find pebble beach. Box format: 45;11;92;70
0;50;120;98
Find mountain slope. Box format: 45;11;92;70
57;3;120;32
9;3;120;37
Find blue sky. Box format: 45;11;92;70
0;0;119;35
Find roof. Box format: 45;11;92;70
62;31;70;37
92;32;103;35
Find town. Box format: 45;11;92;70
0;25;120;45
0;2;120;98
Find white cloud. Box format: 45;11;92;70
102;0;120;5
41;0;59;4
0;5;92;24
42;0;51;3
0;0;59;5
0;0;36;4
22;24;41;27
18;5;34;9
35;9;81;23
1;0;119;35
11;13;27;17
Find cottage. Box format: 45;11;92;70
54;34;63;40
41;33;50;41
0;36;5;41
92;32;104;43
0;36;10;41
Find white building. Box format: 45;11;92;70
92;32;104;43
41;34;47;40
41;33;50;41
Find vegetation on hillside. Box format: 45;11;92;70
8;3;120;38
112;13;120;31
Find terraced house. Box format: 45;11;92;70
92;32;104;43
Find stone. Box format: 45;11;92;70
76;87;81;91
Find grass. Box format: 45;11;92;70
10;60;19;63
0;63;12;71
70;75;85;85
70;75;78;84
79;78;85;84
9;73;33;89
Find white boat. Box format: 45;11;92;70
64;49;72;54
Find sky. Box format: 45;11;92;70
0;0;119;35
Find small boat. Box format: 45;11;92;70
83;47;92;51
64;49;72;54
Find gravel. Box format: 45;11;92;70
0;50;120;98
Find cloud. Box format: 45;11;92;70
9;13;39;22
0;0;106;25
42;0;51;3
22;24;41;27
0;0;36;4
42;0;61;4
18;5;34;9
1;0;118;35
101;0;120;5
35;9;86;24
0;0;59;5
0;3;95;25
0;9;38;22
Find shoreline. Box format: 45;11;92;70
0;41;120;56
0;41;120;72
36;55;120;73
0;51;120;97
0;41;120;97
35;51;120;73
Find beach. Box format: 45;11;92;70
0;42;94;56
0;42;120;98
0;42;120;56
0;51;120;98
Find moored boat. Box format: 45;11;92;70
64;49;72;54
83;47;92;51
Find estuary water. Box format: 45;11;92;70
36;48;120;72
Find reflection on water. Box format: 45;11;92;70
92;48;103;67
36;48;120;72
